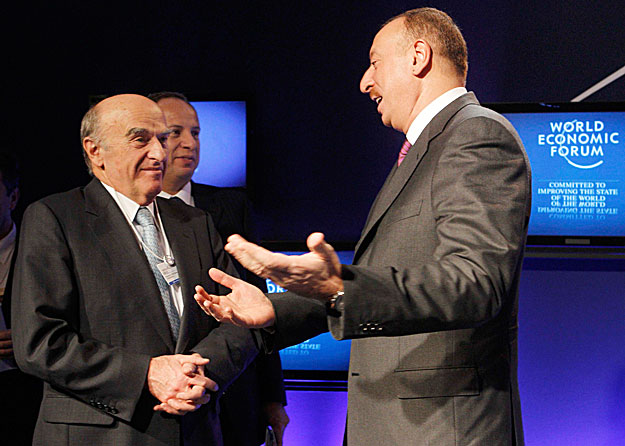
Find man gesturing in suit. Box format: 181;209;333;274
150;91;289;446
12;94;259;446
195;8;530;446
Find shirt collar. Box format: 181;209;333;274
100;181;158;223
405;87;467;145
158;181;194;206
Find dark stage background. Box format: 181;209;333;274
3;2;624;445
5;0;625;238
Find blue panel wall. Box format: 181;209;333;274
518;259;625;445
282;390;347;445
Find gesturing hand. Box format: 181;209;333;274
194;269;276;328
148;353;218;415
225;232;343;300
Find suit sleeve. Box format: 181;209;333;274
12;201;150;423
268;291;329;352
329;116;530;339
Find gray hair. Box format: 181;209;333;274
79;104;102;175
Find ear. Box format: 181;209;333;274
8;187;19;212
83;137;105;169
411;39;432;77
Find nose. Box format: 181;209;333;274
180;130;196;149
360;65;374;94
148;138;167;162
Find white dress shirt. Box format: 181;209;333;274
101;181;184;318
158;181;195;207
405;87;467;145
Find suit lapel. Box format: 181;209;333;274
84;179;176;350
190;182;224;225
157;197;202;353
353;92;479;262
353;161;397;257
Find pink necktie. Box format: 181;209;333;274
397;139;412;166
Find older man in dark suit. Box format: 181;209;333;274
12;94;259;446
195;8;530;446
150;91;288;446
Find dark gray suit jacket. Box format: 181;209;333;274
12;179;259;446
270;92;530;445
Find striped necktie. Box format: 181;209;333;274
397;139;412;166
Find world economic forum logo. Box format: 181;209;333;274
537;120;619;169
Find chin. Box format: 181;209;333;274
174;165;197;177
142;177;162;193
174;158;198;169
143;187;161;205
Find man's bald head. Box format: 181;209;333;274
80;94;170;205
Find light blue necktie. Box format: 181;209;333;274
134;206;180;341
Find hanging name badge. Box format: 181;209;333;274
156;261;180;285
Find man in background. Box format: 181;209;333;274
150;91;289;446
195;8;530;446
0;150;42;445
12;94;260;446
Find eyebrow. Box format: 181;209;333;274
126;127;149;138
167;124;201;131
126;127;171;139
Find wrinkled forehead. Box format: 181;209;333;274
100;103;167;138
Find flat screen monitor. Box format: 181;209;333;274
262;243;354;385
189;100;247;188
484;101;625;247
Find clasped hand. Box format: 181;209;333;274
147;353;218;415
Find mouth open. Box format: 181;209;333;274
372;96;382;113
